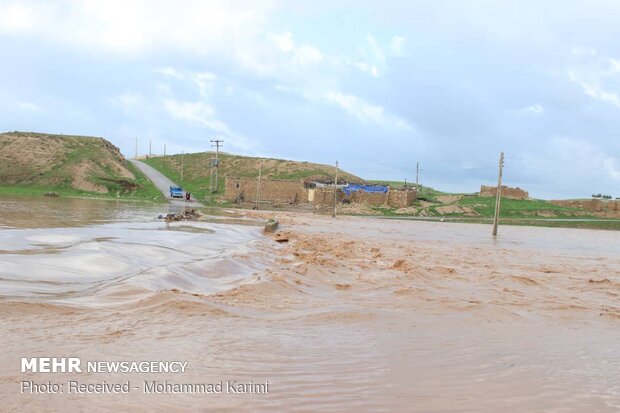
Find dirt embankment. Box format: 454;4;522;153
552;199;620;218
0;131;138;194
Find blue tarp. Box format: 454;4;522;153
342;184;388;195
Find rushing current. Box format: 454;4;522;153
1;195;620;412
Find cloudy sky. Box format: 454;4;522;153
1;0;619;199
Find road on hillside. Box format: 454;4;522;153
129;159;203;207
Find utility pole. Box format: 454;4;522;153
255;160;262;210
210;139;223;192
332;161;339;218
181;150;184;182
492;152;505;237
164;144;166;157
134;137;137;159
209;162;215;192
415;161;419;200
149;140;152;157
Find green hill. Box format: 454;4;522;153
0;131;163;201
142;152;362;203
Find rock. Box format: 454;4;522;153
264;219;279;233
43;192;59;197
164;208;203;222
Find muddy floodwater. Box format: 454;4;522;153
1;196;620;412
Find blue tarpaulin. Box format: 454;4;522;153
342;184;388;195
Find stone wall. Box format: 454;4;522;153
224;176;307;204
348;191;387;206
387;189;415;208
313;187;415;208
480;185;529;200
313;187;345;207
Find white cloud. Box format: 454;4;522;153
162;99;225;131
366;34;386;65
0;2;34;34
269;31;323;67
325;91;411;130
567;55;620;108
349;33;404;77
0;0;276;58
581;82;620;107
571;47;597;58
161;99;255;151
15;101;41;111
523;104;544;114
272;32;294;53
154;67;185;80
390;36;406;56
155;68;217;97
110;92;145;115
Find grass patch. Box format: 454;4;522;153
0;184;162;202
456;196;587;218
142;153;360;204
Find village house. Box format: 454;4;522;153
224;176;417;208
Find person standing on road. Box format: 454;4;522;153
185;192;190;202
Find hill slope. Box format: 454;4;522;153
142;152;362;202
0;131;163;200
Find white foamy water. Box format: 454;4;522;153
0;220;265;304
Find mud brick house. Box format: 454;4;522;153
480;185;529;200
224;176;307;205
313;185;416;208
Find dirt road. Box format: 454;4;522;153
129;159;203;207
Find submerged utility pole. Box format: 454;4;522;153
332;161;339;218
181;150;184;181
210;139;223;192
255;160;262;210
492;151;505;237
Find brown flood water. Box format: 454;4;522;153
1;196;620;412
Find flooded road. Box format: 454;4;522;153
1;197;619;412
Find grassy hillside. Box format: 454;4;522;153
143;152;362;203
0;131;164;201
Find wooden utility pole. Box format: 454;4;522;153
415;161;419;200
492;151;505;237
181;150;184;181
164;144;166;157
134;138;138;159
255;160;262;210
332;161;339;218
149;140;152;157
209;161;215;192
210;139;223;192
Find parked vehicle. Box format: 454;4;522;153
169;186;184;198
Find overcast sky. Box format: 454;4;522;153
1;0;619;199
